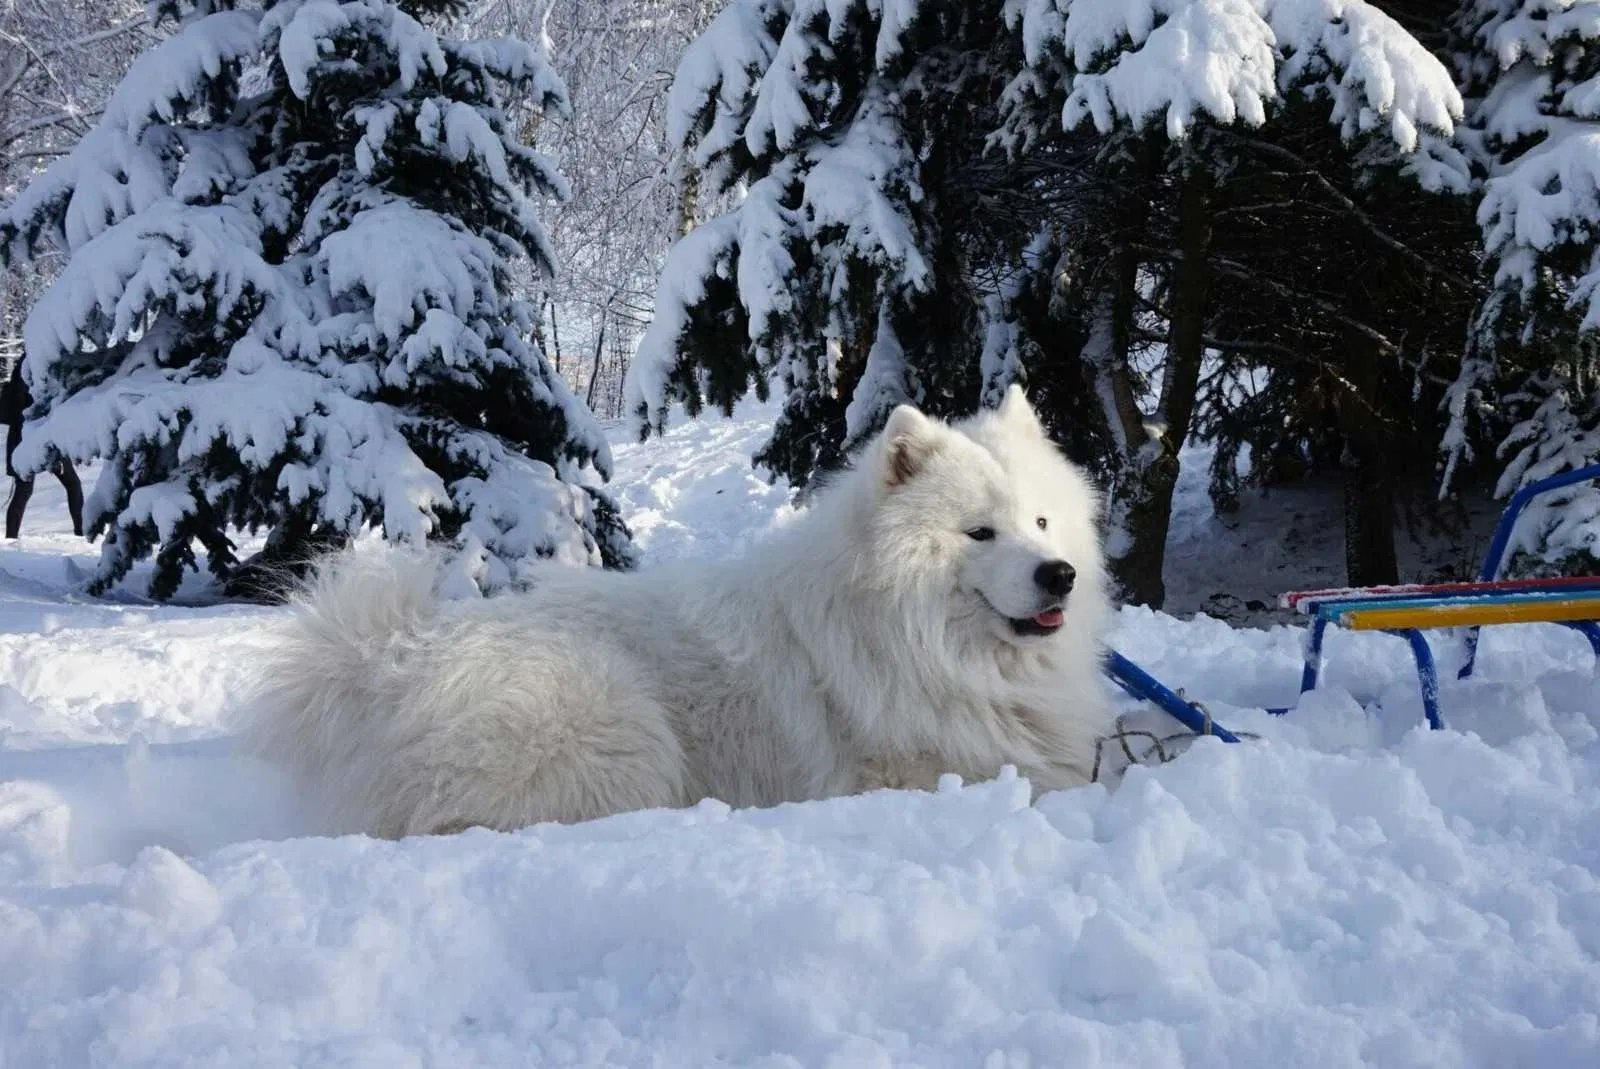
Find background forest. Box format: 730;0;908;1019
3;0;1598;606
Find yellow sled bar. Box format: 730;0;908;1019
1343;598;1600;632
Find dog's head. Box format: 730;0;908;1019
862;385;1107;650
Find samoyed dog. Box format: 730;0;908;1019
247;386;1111;837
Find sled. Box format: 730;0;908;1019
1282;463;1600;730
1107;464;1600;740
1103;650;1244;744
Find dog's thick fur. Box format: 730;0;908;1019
246;387;1112;836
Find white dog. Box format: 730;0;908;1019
246;386;1112;837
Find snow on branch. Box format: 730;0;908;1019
23;201;284;383
103;9;260;135
667;0;786;186
1268;0;1462;152
1026;0;1276;138
322;202;495;347
1002;0;1461;152
0;10;261;259
263;0;447;98
1467;3;1600;330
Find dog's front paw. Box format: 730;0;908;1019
1021;760;1095;797
855;754;950;793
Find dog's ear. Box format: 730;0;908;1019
882;404;939;488
997;383;1045;436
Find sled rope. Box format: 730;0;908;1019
1091;697;1261;783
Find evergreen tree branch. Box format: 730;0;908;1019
1218;131;1482;296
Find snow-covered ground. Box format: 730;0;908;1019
2;402;1599;1067
1161;442;1501;626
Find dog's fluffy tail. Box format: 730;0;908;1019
241;547;441;824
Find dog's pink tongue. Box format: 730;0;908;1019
1034;608;1064;628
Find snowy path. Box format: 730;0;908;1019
2;403;1599;1067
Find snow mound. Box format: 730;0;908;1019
4;733;1599;1066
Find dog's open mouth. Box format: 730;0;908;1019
976;591;1066;637
1008;606;1064;636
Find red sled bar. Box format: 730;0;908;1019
1281;574;1600;614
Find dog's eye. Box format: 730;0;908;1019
966;526;995;542
1036;516;1048;531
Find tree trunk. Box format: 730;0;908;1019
223;515;350;602
676;161;700;238
1109;168;1212;608
1344;455;1399;586
1338;333;1400;586
1109;450;1183;608
586;305;609;409
1088;147;1156;604
548;299;564;376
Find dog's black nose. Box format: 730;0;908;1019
1034;560;1076;598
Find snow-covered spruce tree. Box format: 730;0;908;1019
625;0;1013;488
0;0;630;599
1444;0;1600;573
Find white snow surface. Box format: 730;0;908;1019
3;401;1600;1066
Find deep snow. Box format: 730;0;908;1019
2;399;1598;1067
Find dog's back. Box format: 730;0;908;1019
245;550;692;836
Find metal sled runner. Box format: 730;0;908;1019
1109;464;1600;739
